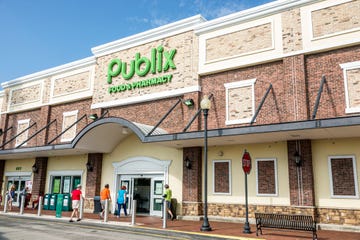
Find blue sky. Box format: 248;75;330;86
0;0;273;86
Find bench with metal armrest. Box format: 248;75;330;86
255;212;317;240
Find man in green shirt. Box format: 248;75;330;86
163;184;175;220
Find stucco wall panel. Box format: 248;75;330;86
311;0;360;38
346;68;360;108
282;8;303;53
205;23;273;62
103;134;183;204
53;71;90;97
8;82;43;112
312;138;360;209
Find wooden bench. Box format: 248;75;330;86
255;212;317;240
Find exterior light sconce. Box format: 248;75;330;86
89;114;98;121
183;99;194;107
0;126;13;136
86;160;93;172
185;156;191;169
294;151;302;167
32;163;38;173
89;110;109;121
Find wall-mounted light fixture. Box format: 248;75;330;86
32;163;38;173
86;160;93;172
185;156;191;169
294;151;302;167
122;126;129;134
89;114;98;121
0;126;13;136
183;99;194;107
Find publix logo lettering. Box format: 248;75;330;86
107;45;176;94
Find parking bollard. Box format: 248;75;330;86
104;199;109;222
37;196;43;216
131;200;137;226
162;200;167;229
3;195;8;213
20;195;25;215
79;197;84;220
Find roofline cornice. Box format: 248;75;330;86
1;56;96;89
91;15;206;57
194;0;324;35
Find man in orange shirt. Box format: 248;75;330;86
100;184;111;218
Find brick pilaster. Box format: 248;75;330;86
283;55;309;121
287;140;315;206
38;105;51;145
182;147;203;216
32;157;48;200
85;153;103;198
0;160;5;194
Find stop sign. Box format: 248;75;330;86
242;150;252;174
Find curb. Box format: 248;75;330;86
0;212;260;240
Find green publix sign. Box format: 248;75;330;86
107;45;176;94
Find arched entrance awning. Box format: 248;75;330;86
73;117;168;153
0;117;167;159
1;115;360;159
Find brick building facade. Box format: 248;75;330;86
0;0;359;231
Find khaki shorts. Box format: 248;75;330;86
72;200;80;209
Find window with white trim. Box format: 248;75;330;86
328;155;359;199
224;79;256;125
256;158;278;196
61;110;78;142
49;171;82;194
340;61;360;114
213;160;231;194
15;119;30;147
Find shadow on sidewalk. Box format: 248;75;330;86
1;207;360;240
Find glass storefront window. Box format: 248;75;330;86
50;175;81;194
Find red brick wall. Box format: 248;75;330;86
109;94;200;134
214;161;229;193
305;45;360;119
330;157;356;196
200;60;286;129
257;160;276;194
47;99;93;145
3;109;41;149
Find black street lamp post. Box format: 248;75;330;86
200;95;212;232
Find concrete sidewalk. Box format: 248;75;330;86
2;208;360;240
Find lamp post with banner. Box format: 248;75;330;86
242;149;252;234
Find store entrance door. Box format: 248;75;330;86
118;175;164;216
7;176;31;207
